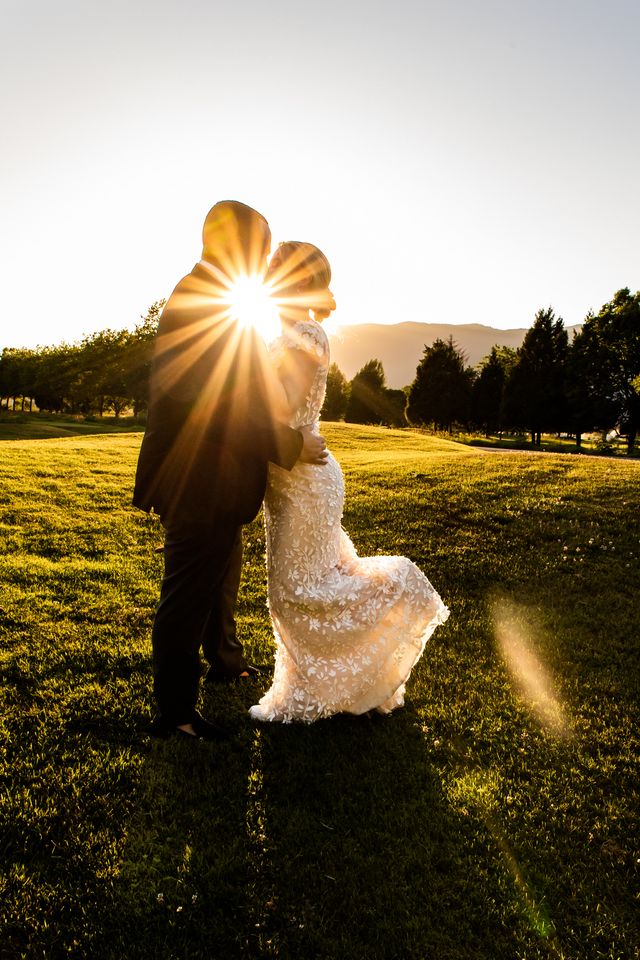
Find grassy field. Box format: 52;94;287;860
0;413;145;441
439;431;637;459
0;423;638;960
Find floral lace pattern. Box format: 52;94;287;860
267;320;329;431
250;319;450;723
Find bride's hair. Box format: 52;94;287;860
267;241;336;322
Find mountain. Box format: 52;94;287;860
327;321;582;388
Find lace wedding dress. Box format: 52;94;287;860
249;320;449;723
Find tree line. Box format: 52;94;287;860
1;288;638;453
0;299;409;427
322;287;640;455
0;303;164;418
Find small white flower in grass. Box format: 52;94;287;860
176;906;183;913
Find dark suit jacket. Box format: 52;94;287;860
133;262;302;526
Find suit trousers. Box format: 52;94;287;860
151;519;247;724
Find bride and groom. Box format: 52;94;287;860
133;200;449;739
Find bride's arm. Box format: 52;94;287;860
278;348;319;415
250;345;326;464
250;332;297;422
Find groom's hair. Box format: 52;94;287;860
202;201;270;274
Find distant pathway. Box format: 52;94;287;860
466;444;637;462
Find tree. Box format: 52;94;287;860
345;359;388;424
71;331;123;415
565;319;615;449
471;346;517;436
321;362;350;421
381;387;408;427
0;348;36;410
502;308;568;446
406;337;473;432
582;288;640;454
32;344;77;412
98;330;132;417
120;301;164;417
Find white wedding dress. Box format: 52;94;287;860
249;319;449;723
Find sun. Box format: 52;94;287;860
226;274;281;342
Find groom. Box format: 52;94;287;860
133;200;326;740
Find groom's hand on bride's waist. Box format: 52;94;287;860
298;425;328;465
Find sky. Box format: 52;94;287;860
1;0;638;350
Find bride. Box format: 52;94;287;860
249;242;449;722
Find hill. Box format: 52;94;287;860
328;321;582;387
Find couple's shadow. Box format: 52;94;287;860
105;690;497;960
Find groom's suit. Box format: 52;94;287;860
133;261;303;724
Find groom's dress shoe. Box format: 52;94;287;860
187;713;231;741
146;711;230;742
204;664;265;684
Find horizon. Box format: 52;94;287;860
0;314;588;355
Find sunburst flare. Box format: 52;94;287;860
225;274;281;342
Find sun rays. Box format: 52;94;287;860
143;258;288;515
143;215;338;517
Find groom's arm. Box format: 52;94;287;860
255;415;304;471
241;407;327;469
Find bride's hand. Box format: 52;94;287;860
298;425;328;464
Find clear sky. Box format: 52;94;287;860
1;0;638;349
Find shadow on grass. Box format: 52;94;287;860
91;694;520;960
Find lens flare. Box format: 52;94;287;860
493;598;571;739
226;275;281;342
446;762;556;942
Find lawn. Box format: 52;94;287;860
0;413;144;441
439;430;637;459
0;424;638;959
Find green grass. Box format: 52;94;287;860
447;430;637;458
0;412;144;441
1;423;638;959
